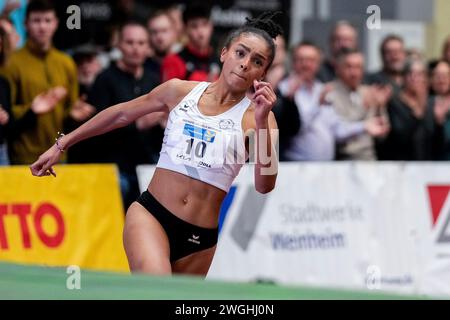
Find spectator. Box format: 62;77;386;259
64;45;101;164
85;21;161;209
145;9;178;79
72;44;103;97
161;2;220;82
0;18;13;70
2;17;70;166
166;3;186;53
2;0;92;165
378;59;444;160
265;35;287;88
429;60;450;160
406;48;424;61
0;0;26;48
141;10;177;168
441;35;450;64
0;18;20;54
277;42;389;161
318;20;358;83
0;22;12;165
429;60;450;98
0;76;10;165
366;34;406;94
326;48;392;160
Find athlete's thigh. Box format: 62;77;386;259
123;202;172;275
171;245;217;277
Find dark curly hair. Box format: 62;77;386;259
223;11;283;70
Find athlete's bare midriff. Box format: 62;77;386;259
147;168;227;229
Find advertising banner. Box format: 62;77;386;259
0;165;128;272
137;163;450;296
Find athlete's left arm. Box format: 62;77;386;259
252;80;279;194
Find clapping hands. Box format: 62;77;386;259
31;86;67;114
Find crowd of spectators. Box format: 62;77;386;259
1;0;450;207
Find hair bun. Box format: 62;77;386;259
244;11;283;39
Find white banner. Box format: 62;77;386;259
137;163;450;297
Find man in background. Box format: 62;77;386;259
85;21;161;209
318;20;359;83
366;34;406;93
326;48;392;160
161;3;220;82
3;0;93;164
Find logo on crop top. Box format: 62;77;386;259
198;161;211;168
183;123;216;143
179;104;191;112
219;119;235;130
188;234;200;245
178;99;195;112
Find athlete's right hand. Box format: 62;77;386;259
30;145;62;177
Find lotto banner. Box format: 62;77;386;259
0;165;129;272
137;163;450;297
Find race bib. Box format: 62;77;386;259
167;119;230;169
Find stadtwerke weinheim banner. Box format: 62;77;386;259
137;163;450;297
0;164;129;272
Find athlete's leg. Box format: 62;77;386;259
123;202;172;275
171;245;217;276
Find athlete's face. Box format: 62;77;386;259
220;34;272;92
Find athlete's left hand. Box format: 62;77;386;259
252;80;277;122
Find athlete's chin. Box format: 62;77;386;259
227;79;250;92
226;74;250;91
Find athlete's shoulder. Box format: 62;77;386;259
163;78;202;97
158;79;203;111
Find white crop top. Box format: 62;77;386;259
156;82;251;192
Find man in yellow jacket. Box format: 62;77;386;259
3;0;93;164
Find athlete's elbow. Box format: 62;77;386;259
114;107;131;128
107;104;133;128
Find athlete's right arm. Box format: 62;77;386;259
30;79;183;177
